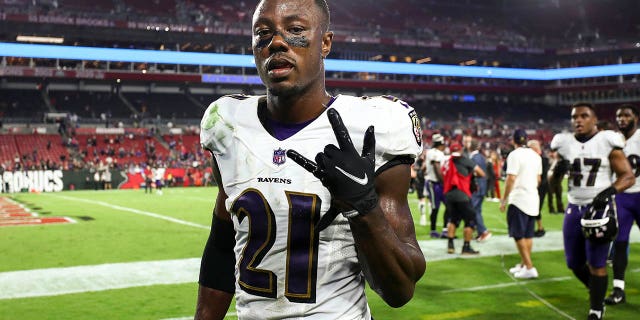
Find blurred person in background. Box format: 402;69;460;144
605;104;640;306
425;133;447;238
414;150;429;226
547;149;566;214
502;130;542;279
487;150;502;202
443;142;485;255
527;139;549;237
470;139;491;242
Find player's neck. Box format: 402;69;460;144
574;130;598;142
266;87;331;123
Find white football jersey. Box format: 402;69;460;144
550;130;625;205
200;94;422;320
621;130;640;193
425;148;445;182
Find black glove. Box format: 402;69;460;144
592;186;616;210
287;108;378;216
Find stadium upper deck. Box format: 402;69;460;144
1;0;639;126
1;0;639;67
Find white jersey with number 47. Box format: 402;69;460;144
550;130;625;205
200;94;422;320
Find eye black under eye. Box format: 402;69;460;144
256;29;272;37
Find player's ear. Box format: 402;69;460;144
321;31;333;58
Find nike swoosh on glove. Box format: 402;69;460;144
592;186;616;210
287;108;378;216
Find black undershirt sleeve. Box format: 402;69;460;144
375;155;415;176
199;215;236;293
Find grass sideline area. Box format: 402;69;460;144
1;186;639;320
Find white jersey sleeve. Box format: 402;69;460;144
200;95;241;156
551;131;624;205
328;95;423;171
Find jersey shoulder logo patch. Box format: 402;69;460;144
409;110;422;147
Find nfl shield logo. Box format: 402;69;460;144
273;148;286;166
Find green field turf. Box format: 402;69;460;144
1;187;639;320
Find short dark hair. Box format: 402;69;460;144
470;139;481;151
571;102;597;116
617;104;639;118
255;0;331;31
315;0;331;31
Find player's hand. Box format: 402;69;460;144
592;186;616;210
287;108;378;216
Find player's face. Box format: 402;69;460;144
616;108;637;132
571;106;598;136
252;0;332;96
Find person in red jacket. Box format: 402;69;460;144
443;142;485;255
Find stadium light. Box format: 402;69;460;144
16;36;64;44
2;42;640;81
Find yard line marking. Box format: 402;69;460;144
521;285;575;320
442;276;573;293
500;255;576;320
440;258;640;294
420;309;482;320
44;194;209;230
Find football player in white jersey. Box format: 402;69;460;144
195;1;426;319
425;134;446;238
605;104;640;306
550;102;635;320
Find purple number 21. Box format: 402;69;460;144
231;189;321;303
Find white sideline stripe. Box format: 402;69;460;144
0;258;200;300
45;194;209;230
2;227;639;300
419;228;640;262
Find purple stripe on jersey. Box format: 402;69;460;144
563;203;611;269
615;192;640;242
268;96;337;141
269;117;315;141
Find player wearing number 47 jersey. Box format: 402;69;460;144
605;104;640;306
550;102;635;320
195;1;425;319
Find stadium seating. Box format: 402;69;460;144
0;134;69;169
0;135;20;167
